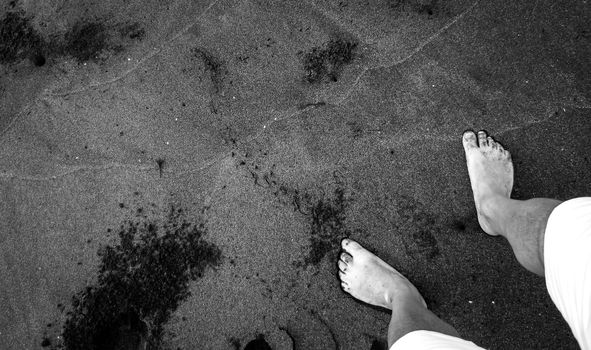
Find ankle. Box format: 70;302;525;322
505;198;561;275
478;193;512;236
387;284;426;310
388;302;458;347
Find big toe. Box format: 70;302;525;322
462;130;478;150
341;238;364;255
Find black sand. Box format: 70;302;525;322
0;0;589;349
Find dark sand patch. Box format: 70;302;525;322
232;144;352;268
190;47;229;114
0;9;146;66
302;186;351;267
117;22;146;41
301;38;358;83
395;194;440;261
63;21;110;63
0;10;44;65
191;47;227;95
389;0;449;18
61;20;146;63
41;206;221;350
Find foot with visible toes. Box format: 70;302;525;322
337;239;426;310
462;130;514;236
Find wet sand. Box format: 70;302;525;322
1;0;590;349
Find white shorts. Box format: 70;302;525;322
544;197;591;350
390;330;485;350
391;197;591;350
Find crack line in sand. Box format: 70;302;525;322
378;110;556;148
246;104;322;143
303;0;357;36
1;0;225;149
0;150;232;181
0;0;580;182
44;0;224;98
0;163;154;181
336;0;479;105
242;0;480;143
175;153;231;176
0;101;560;182
0;103;34;140
389;1;479;67
1;104;315;181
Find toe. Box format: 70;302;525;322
338;270;347;282
462;130;477;149
341;238;351;248
342;239;364;256
338;260;348;272
478;131;488;147
341;282;349;291
340;251;353;264
344;239;363;253
488;137;497;149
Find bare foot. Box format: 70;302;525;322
462;130;514;236
337;239;426;310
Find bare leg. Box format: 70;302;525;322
388;297;460;346
337;130;562;349
463;130;562;275
337;239;459;348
